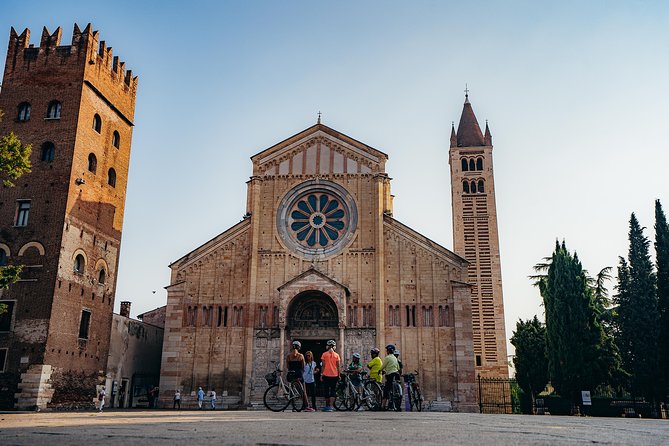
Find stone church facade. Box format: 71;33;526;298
159;121;478;411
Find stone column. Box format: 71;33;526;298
451;281;477;412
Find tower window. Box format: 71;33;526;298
46;101;61;119
98;269;106;285
470;181;477;194
476;355;482;367
74;254;85;273
463;181;470;194
107;168;116;187
0;248;8;266
17;102;31;121
112;131;120;149
78;309;91;339
0;301;15;331
469;159;475;171
478;179;485;193
88;153;97;174
15;200;30;227
461;158;468;172
93;114;102;133
41;142;55;162
476;158;483;171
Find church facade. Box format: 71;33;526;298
158;118;480;411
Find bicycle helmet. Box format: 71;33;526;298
393;349;400;356
352;352;361;359
386;344;396;352
292;340;301;349
326;339;336;347
370;347;380;354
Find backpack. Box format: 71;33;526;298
98;392;104;401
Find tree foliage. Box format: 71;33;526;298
511;316;548;404
614;213;658;400
535;241;620;403
654;200;669;398
0;131;32;187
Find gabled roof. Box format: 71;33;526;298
455;95;485;147
277;266;351;296
251;122;388;163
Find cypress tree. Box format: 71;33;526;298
511;316;548;408
615;213;657;400
655;200;669;399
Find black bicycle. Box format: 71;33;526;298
386;374;403;411
403;371;423;412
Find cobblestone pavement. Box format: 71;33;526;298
0;410;667;445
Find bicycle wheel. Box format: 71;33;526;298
363;381;382;410
392;382;403;411
334;385;355;411
290;381;306;412
263;384;290;412
413;386;423;412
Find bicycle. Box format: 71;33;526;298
358;375;383;411
403;370;423;412
385;373;403;411
263;363;306;412
334;371;383;411
333;371;356;411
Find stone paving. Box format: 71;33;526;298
0;410;667;445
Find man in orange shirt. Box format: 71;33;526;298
320;339;341;412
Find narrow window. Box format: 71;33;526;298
476;158;483;170
0;301;15;331
98;269;106;285
224;306;229;327
112;131;120;149
411;305;416;327
74;254;85;273
78;310;91;339
93;114;102;133
88;153;97;174
259;305;268;328
470;181;477;194
469;159;475;171
0;348;6;372
478;179;485;193
217;306;223;327
41;142;55;162
272;305;279;327
46;101;61;119
108;168;116;187
0;248;8;266
476;355;482;367
17;102;31;121
15;200;30;226
406;305;411;327
461;158;468;171
463;181;470;194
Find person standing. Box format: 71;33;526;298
303;351;318;412
367;347;383;384
286;340;308;411
380;344;400;410
173;389;181;409
197;387;205;409
98;386;106;412
320;339;340;412
210;389;217;410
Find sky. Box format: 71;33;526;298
2;1;668;357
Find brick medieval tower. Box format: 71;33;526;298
0;24;137;409
449;93;508;378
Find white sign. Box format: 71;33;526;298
581;390;592;406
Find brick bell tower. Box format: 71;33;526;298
0;24;137;409
449;92;508;378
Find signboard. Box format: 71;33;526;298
581;390;592;406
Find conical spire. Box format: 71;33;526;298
484;120;492;145
456;94;485;147
450;121;457;148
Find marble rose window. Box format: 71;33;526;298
290;193;346;248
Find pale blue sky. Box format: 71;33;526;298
2;1;668;354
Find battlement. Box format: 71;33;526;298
5;23;138;94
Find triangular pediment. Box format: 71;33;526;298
251;123;388;177
277;266;350;297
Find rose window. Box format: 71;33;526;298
290;193;346;248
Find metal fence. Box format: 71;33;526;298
477;375;520;414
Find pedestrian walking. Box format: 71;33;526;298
210;389;217;410
197;386;205;409
98;386;106;412
173;389;181;409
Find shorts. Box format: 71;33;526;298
322;376;339;398
287;371;302;383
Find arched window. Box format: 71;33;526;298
46;100;61;119
98;269;106;285
17;102;31;121
112;131;120;149
461;158;468;172
463;181;470;193
93;114;102;133
470;181;477;193
74;254;85;273
469;159;475;171
0;247;8;266
476;158;483;170
88;153;97;174
107;168;116;187
41;142;55;162
478;179;485;193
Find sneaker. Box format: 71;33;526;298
322;406;334;412
305;407;315;412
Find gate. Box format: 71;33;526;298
477;375;520;414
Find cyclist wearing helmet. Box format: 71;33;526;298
393;349;404;375
367;347;383;383
320;339;340;412
348;352;364;392
286;340;309;410
380;344;400;410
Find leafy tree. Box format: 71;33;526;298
535;241;620;406
0;109;31;188
655;200;669;399
615;213;658;401
511;316;548;409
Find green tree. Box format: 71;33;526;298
535;241;619;407
511;316;548;410
655;200;669;400
0;109;31;188
615;213;658;401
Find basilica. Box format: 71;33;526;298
158;98;506;411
